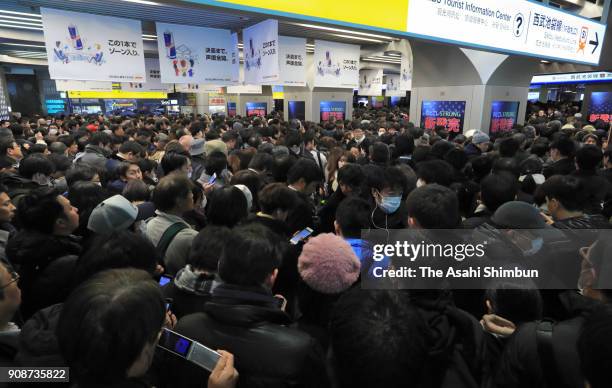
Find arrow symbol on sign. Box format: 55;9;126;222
589;32;599;54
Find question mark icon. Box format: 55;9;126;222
514;13;524;37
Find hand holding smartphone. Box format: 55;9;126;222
157;328;221;372
290;227;313;245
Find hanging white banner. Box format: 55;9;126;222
230;33;240;84
174;84;224;93
278;36;307;87
386;74;406;97
243;19;280;85
41;8;145;82
314;40;360;88
55;79;112;92
156;22;235;85
121;58;172;92
400;52;412;91
358;69;383;96
227;84;263;94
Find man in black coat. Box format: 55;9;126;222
170;223;329;388
543;136;576;178
5;188;81;320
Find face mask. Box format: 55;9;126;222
417;178;426;188
200;194;207;210
523;237;543;256
380;195;402;214
187;170;192;179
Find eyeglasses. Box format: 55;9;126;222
0;272;19;289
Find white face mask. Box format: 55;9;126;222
417;178;426;188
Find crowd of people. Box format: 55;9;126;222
0;104;609;388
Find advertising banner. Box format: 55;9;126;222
400;52;412;91
55;79;112;91
386;74;405;97
288;101;306;121
314;40;360;89
420;100;466;133
227;84;262;94
490;101;520;133
243;19;280;84
230;33;240;84
406;0;607;65
279;36;307;87
320;101;346;121
588;92;612;123
155;22;235;85
41;8;145;81
246;102;267;117
358;69;383;96
209;94;227;107
121;58;172;92
174;84;223;93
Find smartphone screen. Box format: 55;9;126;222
159;275;172;287
158;329;193;358
290;227;313;245
208;173;217;184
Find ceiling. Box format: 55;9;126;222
0;0;404;67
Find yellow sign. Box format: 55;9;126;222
272;91;284;99
215;0;408;32
68;90;167;99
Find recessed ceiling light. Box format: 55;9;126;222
1;43;45;48
332;34;384;43
0;19;43;27
0;23;42;31
0;15;42;23
540;60;551;64
121;0;160;5
292;23;395;41
0;10;41;18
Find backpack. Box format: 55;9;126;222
156;222;189;265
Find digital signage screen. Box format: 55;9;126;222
588;92;612;123
490;101;520;133
288;101;305;121
420;100;466;133
227;102;236;117
320;101;346;122
245;102;267;117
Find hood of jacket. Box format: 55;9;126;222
15;303;65;366
6;231;81;268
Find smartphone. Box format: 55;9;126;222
157;329;221;372
165;298;173;312
290;227;313;245
159;274;172;287
208;173;217;185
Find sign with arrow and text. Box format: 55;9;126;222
407;0;607;65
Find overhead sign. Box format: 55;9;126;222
531;71;612;85
278;36;307;87
67;90;167;99
359;69;383;96
186;0;604;65
406;0;606;65
41;8;145;81
156;22;235;85
314;40;360;89
243;19;280;84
